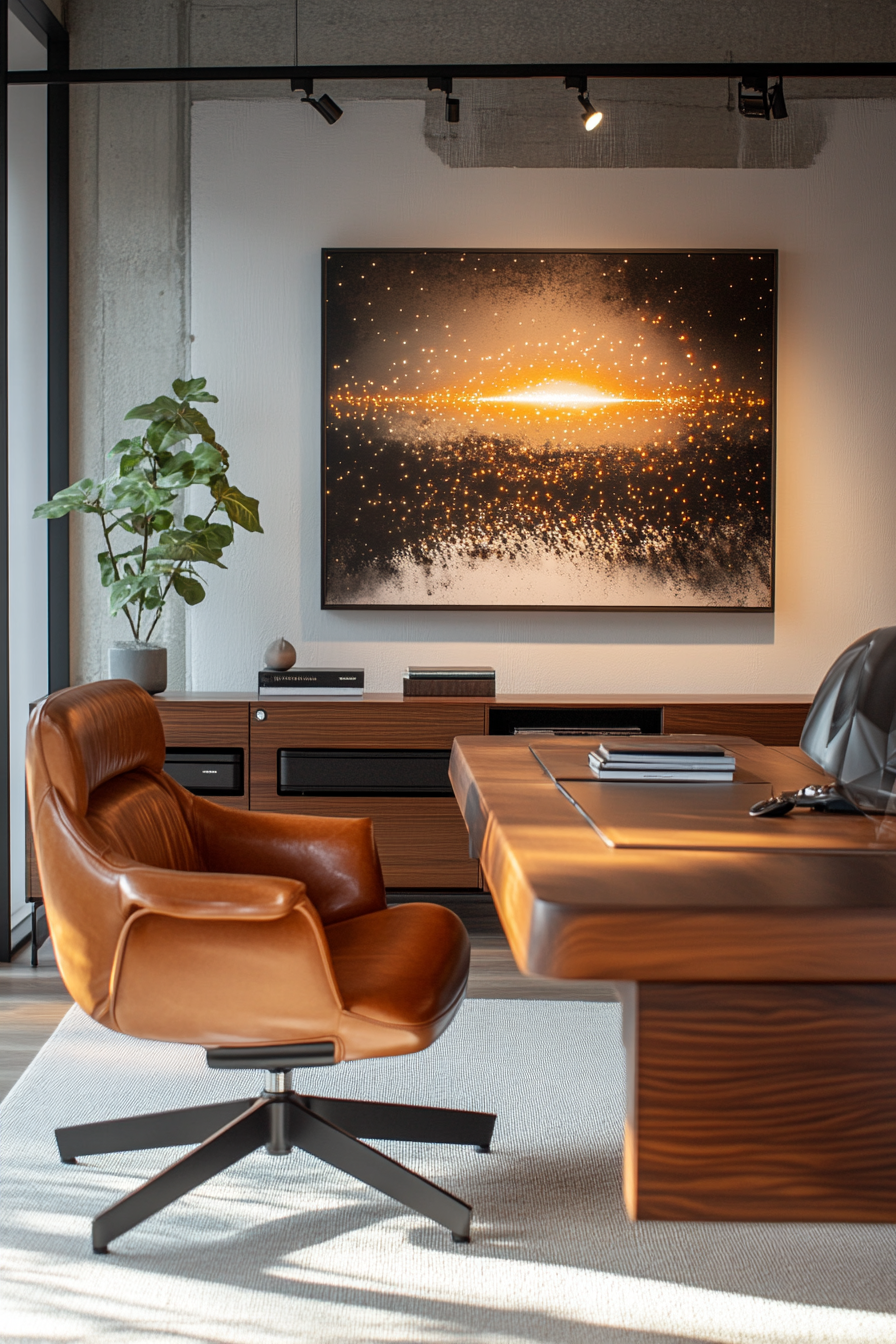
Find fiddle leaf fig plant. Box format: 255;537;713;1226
33;377;262;644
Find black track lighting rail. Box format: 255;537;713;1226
6;61;896;86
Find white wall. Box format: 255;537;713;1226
8;14;49;939
189;98;896;696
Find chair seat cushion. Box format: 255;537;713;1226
327;903;469;1029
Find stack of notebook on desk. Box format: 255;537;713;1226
588;740;737;782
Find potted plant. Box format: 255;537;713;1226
34;377;262;693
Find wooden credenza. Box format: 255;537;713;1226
26;691;813;899
146;692;813;890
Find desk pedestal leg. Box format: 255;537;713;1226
624;982;896;1223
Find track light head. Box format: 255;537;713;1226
291;77;343;124
738;74;787;121
738;75;769;118
310;93;343;124
564;75;603;131
577;93;603;131
427;76;459;124
768;78;788;120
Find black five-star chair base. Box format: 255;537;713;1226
55;1054;496;1254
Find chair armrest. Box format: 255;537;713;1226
119;867;305;922
187;797;387;925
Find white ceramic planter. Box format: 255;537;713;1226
108;643;168;695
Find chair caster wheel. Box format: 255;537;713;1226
476;1142;490;1153
60;1157;77;1165
451;1232;470;1243
93;1245;109;1255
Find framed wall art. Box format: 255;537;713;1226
321;249;776;610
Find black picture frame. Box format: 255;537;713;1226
321;248;776;612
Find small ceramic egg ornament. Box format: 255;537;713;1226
264;637;297;670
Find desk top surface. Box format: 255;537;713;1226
448;735;896;981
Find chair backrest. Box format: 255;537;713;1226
800;625;896;814
26;680;201;1021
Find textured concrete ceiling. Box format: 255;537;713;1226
75;0;896;166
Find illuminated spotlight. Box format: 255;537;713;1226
564;75;603;130
291;77;343;124
738;74;788;120
428;74;459;123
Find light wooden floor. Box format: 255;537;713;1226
0;942;73;1102
0;896;614;1103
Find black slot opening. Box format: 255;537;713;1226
163;748;244;796
278;748;453;797
487;706;663;736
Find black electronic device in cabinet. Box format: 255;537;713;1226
278;748;452;797
163;748;244;796
487;706;663;737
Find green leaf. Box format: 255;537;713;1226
124;395;181;423
212;483;263;533
158;449;196;480
191;442;224;472
108;437;143;457
150;509;174;532
204;521;234;549
172;572;206;605
182;514;206;531
108;573;156;615
180;406;217;443
97;552;116;587
154;423;194;454
154;530;228;568
105;479;171;513
117;449;145;475
33;479;100;520
159;442;223;488
172;377;218;404
33;498;77;520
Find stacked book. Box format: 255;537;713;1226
588;740;736;782
258;668;364;697
403;666;496;697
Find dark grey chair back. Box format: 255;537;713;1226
800;626;896;814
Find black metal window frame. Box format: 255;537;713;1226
2;0;69;960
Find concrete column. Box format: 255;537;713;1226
69;0;190;687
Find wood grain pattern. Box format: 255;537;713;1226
633;983;896;1222
250;700;486;752
249;701;485;887
663;701;810;744
258;795;480;889
451;736;896;981
155;701;250;749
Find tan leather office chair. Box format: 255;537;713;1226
26;680;494;1253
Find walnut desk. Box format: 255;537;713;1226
448;735;896;1223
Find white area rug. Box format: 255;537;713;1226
2;1000;894;1344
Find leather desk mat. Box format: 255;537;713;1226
559;778;896;852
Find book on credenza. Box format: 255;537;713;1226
403;665;496;697
406;666;496;680
258;668;364;696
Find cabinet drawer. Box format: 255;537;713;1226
156;700;250;808
251;701;485;751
